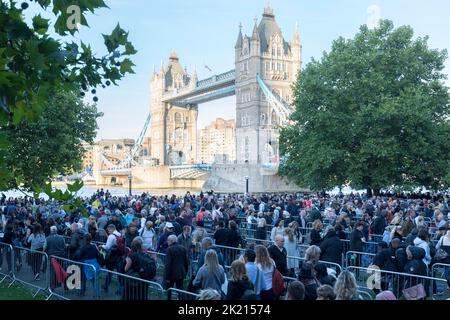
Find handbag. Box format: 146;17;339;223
435;238;449;261
272;267;286;296
402;283;426;300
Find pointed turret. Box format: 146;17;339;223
251;18;260;41
235;23;243;49
291;21;301;46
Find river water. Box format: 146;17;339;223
1;184;201;199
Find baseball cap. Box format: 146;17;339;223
166;222;174;229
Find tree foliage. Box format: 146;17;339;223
5;89;101;190
280;20;450;194
0;0;136;189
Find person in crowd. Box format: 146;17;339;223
268;235;288;276
193;249;226;295
213;221;228;246
226;260;256;300
334;270;362;300
177;225;193;258
139;220;156;251
285;281;305;300
76;234;101;297
226;220;243;249
192;220;208;253
255;245;276;301
413;227;432;267
45;225;66;258
165;235;189;300
243;249;266;298
283;228;298;277
197;237;225;270
297;261;320;301
316;284;336;300
255;218;268;243
270;219;285;242
124;223;139;248
310;219;323;246
319;226;343;266
27;223;47;281
156;222;175;254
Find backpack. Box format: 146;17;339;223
136;253;156;280
113;234;126;256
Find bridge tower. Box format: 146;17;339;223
234;6;301;164
149;52;198;165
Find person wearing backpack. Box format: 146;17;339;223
123;238;156;300
226;260;257;300
101;224;125;292
164;235;189;300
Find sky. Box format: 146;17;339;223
27;0;450;140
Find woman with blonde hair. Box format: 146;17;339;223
310;219;323;246
284;227;298;277
255;245;276;301
193;249;226;295
255;218;267;243
226;260;256;300
289;221;303;244
333;270;362;300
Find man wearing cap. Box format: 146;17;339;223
156;222;175;254
45;226;66;258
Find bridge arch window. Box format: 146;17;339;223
271;110;278;125
260;113;267;125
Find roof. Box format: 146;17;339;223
258;7;290;54
165;51;187;87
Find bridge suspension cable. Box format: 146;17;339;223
100;114;151;173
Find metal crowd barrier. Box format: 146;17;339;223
167;287;200;300
347;265;448;300
244;237;273;247
97;268;165;300
47;255;98;300
288;255;343;275
13;246;49;298
214;245;246;267
431;262;450;293
0;242;15;286
345;251;376;268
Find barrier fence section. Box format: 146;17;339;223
97;268;165;300
167;287;200;300
214;245;246;267
431;262;450;293
347;266;448;300
345;251;376;268
48;255;98;300
13;246;49;298
0;242;15;286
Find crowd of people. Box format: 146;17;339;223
0;188;449;300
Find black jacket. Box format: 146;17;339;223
214;228;229;246
319;231;343;265
268;245;288;276
225;279;254;300
371;216;387;235
403;246;428;288
226;228;242;248
310;229;322;246
164;243;189;281
350;229;364;252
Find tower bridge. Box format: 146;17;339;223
93;6;303;192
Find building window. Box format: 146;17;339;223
272;47;276;56
175;113;182;123
260;113;267;125
277;47;281;57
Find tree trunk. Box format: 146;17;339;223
366;188;373;197
373;188;381;197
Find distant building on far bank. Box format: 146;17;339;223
198;118;236;164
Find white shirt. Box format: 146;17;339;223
102;230;121;250
257;261;275;290
140;228;155;251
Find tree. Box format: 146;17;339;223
5;89;101;190
280;20;450;196
0;0;136;189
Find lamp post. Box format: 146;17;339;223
245;176;249;194
128;173;132;196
